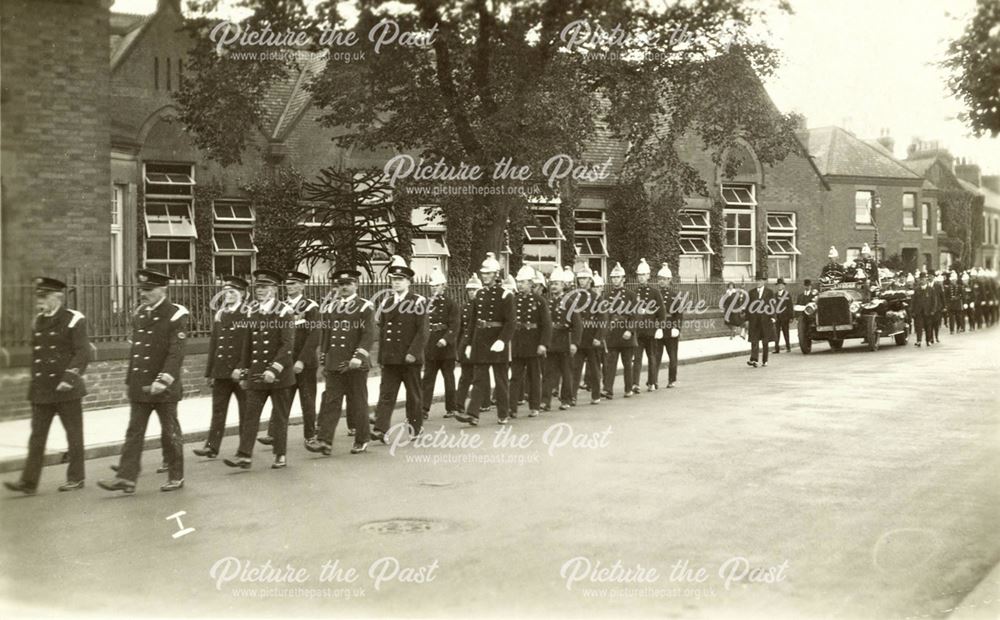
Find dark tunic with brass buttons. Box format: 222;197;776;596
320;295;376;372
424;294;460;361
286;296;321;368
547;291;583;353
463;282;516;364
205;308;248;379
29;308;90;403
511;291;552;358
457;299;476;363
126;300;188;403
377;292;429;366
239;301;296;389
603;286;638;349
634;284;666;339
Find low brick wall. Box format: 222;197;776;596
0;312;732;421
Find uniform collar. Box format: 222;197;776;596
41;305;62;318
339;293;358;303
145;296;166;312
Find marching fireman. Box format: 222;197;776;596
421;267;460;419
542;266;582;411
602;262;637;399
306;269;376;456
99;269;188;493
455;252;516;425
194;276;248;460
454;273;484;416
657;263;683;388
222;269;296;470
631;258;666;394
371;256;429;441
570;264;605;405
5;278;91;495
509;265;552;418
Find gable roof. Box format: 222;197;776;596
803;126;922;180
110;11;156;69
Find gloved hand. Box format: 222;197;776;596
537;345;547;356
622;330;632;340
262;370;276;384
569;344;578;355
437;338;447;348
592;338;601;347
348;357;362;370
231;369;243;382
654;328;663;340
149;381;167;395
405;353;417;363
490;340;505;353
56;381;73;392
465;346;472;359
670;327;679;338
293;361;304;374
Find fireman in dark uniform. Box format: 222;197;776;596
456;252;516;425
570;264;605;405
5;278;91;495
946;271;964;334
820;246;845;284
223;269;296;470
773;278;794;354
194;276;248;459
509;265;552;418
454;273;483;415
306;269;376;456
657;264;683;388
372;256;429;441
258;271;321;447
421;267;460;419
99;269;188;493
542;266;582;411
630;258;666;393
601;262;637;399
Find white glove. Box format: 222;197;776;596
262;370;276;384
670;327;679;338
231;369;243;381
437;338;447;347
490;340;505;353
293;361;304;374
537;345;547;356
622;330;632;340
654;328;663;340
149;381;167;395
405;353;417;363
569;344;578;355
348;358;362;370
56;381;73;392
465;345;471;358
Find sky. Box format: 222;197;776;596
112;0;998;176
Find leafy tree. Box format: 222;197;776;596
178;0;801;261
942;0;1000;137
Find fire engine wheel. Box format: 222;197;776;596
828;338;844;351
866;317;880;352
797;317;812;354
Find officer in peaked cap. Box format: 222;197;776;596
631;258;666;394
420;267;460;420
222;269;297;470
192;276;249;460
509;264;552;418
455;273;485;415
99;269;188;494
456;252;516;425
5;278;92;495
258;270;321;448
372;256;429;441
306;268;376;456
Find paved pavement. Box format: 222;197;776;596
0;332;787;473
0;327;997;619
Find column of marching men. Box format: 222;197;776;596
5;257;999;495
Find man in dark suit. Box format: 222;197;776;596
509;265;552;418
194;276;248;459
5;277;91;495
99;269;188;493
773;278;794;354
223;269;296;470
307;269;376;456
421;267;460;419
456;252;516;424
372;256;429;440
794;279;818;317
745;275;776;368
911;272;939;347
258;271;321;447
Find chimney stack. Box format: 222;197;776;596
875;128;895;155
954;157;982;187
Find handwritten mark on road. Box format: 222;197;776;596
167;511;195;539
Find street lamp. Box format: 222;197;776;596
870;193;881;262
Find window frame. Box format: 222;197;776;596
722;209;754;267
902;192;918;229
144;201;198;238
720;183;757;208
855;190;874;226
212;199;255;227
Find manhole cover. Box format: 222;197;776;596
360;519;447;534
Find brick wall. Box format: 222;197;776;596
1;0;112;284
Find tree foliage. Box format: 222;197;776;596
942;0;1000;137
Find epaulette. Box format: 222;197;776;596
170;304;190;322
67;309;85;328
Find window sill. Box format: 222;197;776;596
854;224;875;230
902;227;922;232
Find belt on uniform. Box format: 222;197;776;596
429;322;448;330
518;322;538;329
477;320;503;327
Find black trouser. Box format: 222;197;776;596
914;314;934;343
118;400;183;482
966;306;977;330
602;347;633;396
774;319;791;352
21;400;84;488
456;362;477;411
932;312;942;342
318;370;369;445
659;337;679;383
374;364;423;434
749;327;770;364
239;387;293;458
573;348;602;401
269;367;317;439
510;357;542;414
632;336;660;388
949;305;964;333
465;362;509;420
422;358;457;413
543;351;574;407
206;378;246;453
